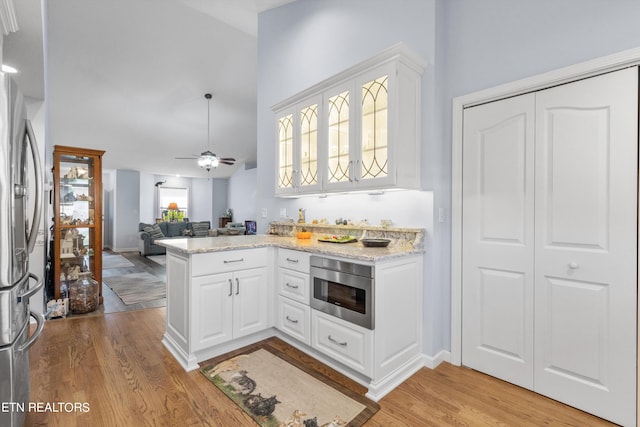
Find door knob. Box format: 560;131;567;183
568;262;579;269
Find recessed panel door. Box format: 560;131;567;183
462;93;535;389
534;67;637;427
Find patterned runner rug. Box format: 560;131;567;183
102;252;135;269
103;272;165;305
200;344;379;426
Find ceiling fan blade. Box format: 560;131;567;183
219;157;236;162
219;160;236;165
175;157;198;160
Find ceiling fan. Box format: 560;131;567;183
175;93;236;172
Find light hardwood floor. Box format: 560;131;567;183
25;307;616;426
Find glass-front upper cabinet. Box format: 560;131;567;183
53;145;104;304
360;75;389;182
326;85;352;186
274;44;425;195
275;95;323;195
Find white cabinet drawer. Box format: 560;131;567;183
278;249;310;273
277;297;311;345
312;310;373;376
278;268;309;304
192;248;268;276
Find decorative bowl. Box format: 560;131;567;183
361;238;391;247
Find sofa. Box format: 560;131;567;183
138;221;211;256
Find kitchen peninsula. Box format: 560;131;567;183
157;224;424;400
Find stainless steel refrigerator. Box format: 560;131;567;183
0;73;45;427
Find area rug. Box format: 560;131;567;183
147;255;166;266
103;272;165;305
200;345;379;427
102;253;135;269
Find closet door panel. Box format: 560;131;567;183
462;93;535;389
534;67;637;427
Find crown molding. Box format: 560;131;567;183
0;0;18;36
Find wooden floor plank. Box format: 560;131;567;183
25;307;617;426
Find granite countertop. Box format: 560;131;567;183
155;234;423;262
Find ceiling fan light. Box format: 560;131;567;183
198;154;219;171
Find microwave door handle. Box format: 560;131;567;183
25;119;43;254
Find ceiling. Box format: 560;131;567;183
3;0;296;179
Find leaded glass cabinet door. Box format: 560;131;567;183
276;109;296;194
353;64;396;189
297;95;323;192
324;82;355;191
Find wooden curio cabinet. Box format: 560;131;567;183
53;146;105;303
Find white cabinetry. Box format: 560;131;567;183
274;44;426;196
312;310;373;376
193;267;268;351
163;248;270;371
276;249;311;344
310;254;423;400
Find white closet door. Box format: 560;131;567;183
462;93;535;389
534;67;637;427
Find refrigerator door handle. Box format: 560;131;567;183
25;119;43;254
17;273;43;303
17;310;45;353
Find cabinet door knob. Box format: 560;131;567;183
569;262;579;269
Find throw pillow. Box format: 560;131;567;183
181;228;193;237
144;224;165;240
191;222;209;237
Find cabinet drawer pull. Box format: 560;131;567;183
328;335;347;347
285;282;299;289
228;279;233;296
285;316;298;324
235;278;240;295
285;258;299;263
224;258;244;264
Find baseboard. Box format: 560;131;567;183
162;333;199;372
110;247;138;253
422;349;451;369
194;329;276;365
368;354;424;401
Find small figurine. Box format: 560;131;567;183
298;208;306;223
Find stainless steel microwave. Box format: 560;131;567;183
310;256;374;330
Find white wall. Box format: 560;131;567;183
211;178;229;227
112;169;140;251
138;171;155;223
257;0;440;354
228;164;257;225
102;170;115;248
190;177;213;223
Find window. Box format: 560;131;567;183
158;187;188;221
